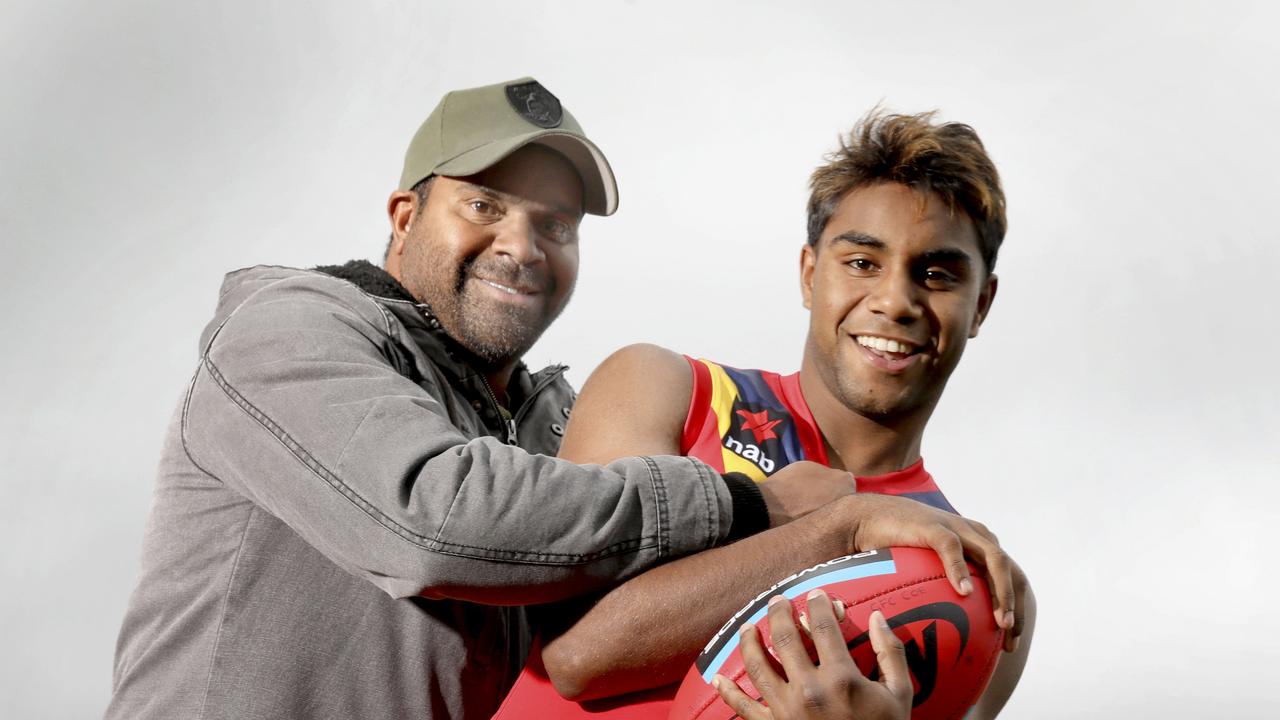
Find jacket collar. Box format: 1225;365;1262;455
313;260;555;409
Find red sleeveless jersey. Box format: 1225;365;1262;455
492;359;956;719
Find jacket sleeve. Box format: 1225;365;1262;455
181;275;733;603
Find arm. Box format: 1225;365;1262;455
541;346;1015;700
181;276;732;604
556;344;857;527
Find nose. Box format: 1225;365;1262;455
867;268;923;325
489;215;546;266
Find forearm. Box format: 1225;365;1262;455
542;502;851;700
970;583;1036;718
185;279;734;603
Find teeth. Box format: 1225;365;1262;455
482;280;519;295
857;336;915;354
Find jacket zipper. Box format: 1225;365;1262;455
410;301;519;445
413;302;564;447
476;373;519;445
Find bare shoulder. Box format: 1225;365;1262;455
558;344;693;464
595;343;690;381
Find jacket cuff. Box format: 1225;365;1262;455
722;472;769;542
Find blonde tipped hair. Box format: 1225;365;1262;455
807;110;1006;272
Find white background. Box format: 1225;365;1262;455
2;1;1277;717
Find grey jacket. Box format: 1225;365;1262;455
106;262;740;720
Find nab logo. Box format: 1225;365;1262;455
736;409;782;443
724;407;784;474
846;602;971;707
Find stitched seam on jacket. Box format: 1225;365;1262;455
200;356;657;563
432;466;469;545
692;459;716;548
642;457;669;558
195;504;256;720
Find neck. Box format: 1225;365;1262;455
798;362;933;477
483;366;517;404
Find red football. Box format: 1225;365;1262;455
668;547;1003;720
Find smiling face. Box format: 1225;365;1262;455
387;144;584;372
801;181;997;422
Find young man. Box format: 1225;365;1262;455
496;110;1035;719
105;79;1010;719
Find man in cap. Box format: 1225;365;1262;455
105;78;1015;720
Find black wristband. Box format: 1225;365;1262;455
722;472;769;542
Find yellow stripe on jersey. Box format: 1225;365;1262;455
700;359;769;483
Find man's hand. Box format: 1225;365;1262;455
714;590;911;720
827;493;1028;651
757;461;857;526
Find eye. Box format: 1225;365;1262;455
846;257;878;275
923;268;959;289
540;218;575;243
466;199;502;220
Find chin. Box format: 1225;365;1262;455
835;380;920;421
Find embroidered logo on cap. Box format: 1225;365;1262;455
505;80;562;129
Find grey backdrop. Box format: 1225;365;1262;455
2;1;1276;717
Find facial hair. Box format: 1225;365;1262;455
448;254;560;366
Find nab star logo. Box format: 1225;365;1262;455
735;409;782;444
724;406;784;474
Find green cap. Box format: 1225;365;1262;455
399;77;618;216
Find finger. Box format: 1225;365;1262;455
1003;627;1020;653
953;522;1016;633
805;589;854;670
738;620;785;702
1006;602;1025;653
1004;563;1029;652
968;519;1000;546
926;526;973;596
765;595;813;675
962;535;1013;630
797;597;845;633
868;610;913;708
713;674;773;720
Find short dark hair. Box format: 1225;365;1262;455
384;176;436;263
807;110;1006;273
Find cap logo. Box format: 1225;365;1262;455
505;80;562;129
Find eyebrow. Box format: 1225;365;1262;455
919;248;975;270
831;231;975;269
830;231;886;249
457;182;581;219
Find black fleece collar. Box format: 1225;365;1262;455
314;259;418;305
313;259;545;409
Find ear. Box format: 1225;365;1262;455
385;190;418;270
800;244;817;310
969;273;998;338
387;190;419;243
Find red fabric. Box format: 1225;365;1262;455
765;371;829;467
679;356;724;470
854;458;937;495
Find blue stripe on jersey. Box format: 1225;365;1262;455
720;365;806;468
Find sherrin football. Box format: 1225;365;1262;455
668;547;1003;720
